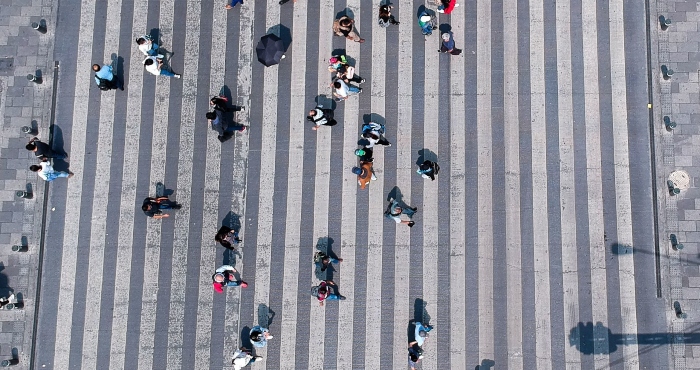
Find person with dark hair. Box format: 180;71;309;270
215;226;242;250
408;341;423;370
206;110;246;142
136;36;162;57
378;5;400;27
437;0;459;14
212;265;248;293
332;79;361;102
30;160;72;182
385;197;418;227
26;137;65;160
142;196;181;219
311;280;345;306
417;160;440;181
307;104;337;130
313;251;343;272
328;55;365;85
231;347;261;369
332;15;365;43
143;56;181;78
249;326;274;348
92;63;120;91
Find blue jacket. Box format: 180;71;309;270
94;65;114;85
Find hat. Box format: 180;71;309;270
442;33;450;41
420;15;432;22
329;57;339;64
351;167;362;175
355;149;366;156
418;330;428;338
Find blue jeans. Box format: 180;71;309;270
348;86;360;94
158;203;172;210
45;171;70;182
160;69;176;77
403;207;416;218
326;294;341;301
230;0;244;6
148;43;159;56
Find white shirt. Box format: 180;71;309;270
138;40;152;55
334;80;349;97
143;57;161;75
37;161;53;181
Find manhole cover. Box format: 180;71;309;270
669;170;690;190
0;57;13;76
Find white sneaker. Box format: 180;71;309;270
267;335;274;339
157;54;164;58
174;74;181;79
371;173;377;180
455;3;460;7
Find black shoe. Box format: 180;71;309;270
411;207;418;212
339;295;346;300
408;221;415;227
172;204;182;210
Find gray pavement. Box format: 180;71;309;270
0;0;681;369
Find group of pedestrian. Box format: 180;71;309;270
26;136;73;183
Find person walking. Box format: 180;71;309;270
307;104;337;130
249;326;274;348
135;35;163;57
333;15;365;43
437;0;459;14
414;322;434;347
439;32;462;55
313;251;343;272
29;160;72;182
353;161;377;190
26;137;65;160
417;12;437;36
92;63;120;91
143;56;181;78
212;265;248;293
378;5;400;27
417;160;440;181
385;197;418;227
225;0;244;9
332;79;362;102
354;147;373;162
231;347;261;370
361;121;391;147
328;55;365;85
215;225;242;250
408;342;424;370
142;196;181;219
206;110;246;142
312;280;345;306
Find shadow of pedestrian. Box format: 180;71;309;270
439;23;452;34
362;113;385;127
266;24;292;52
387;186;403;203
315;94;336;111
314;237;336;280
414;298;430;325
222;248;242;266
417;5;436;18
475;359;495;370
336;9;355;19
240;326;254;351
0;264;13;298
417;148;438;166
258;303;275;327
116;55;125;90
49;125;69;172
223;211;242;231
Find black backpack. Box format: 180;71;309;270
96;77;111;91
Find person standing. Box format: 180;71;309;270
307;104;337;130
333;15;365;43
249;326;274;348
135;36;163;57
142;196;181;219
414;322;433;347
312;280;345;306
378;5;400;27
212;265;248;293
92;63;120;90
385;198;418;227
332;79;362;102
417;160;440;181
29;160;72;182
439;32;462;55
215;226;242;250
26;137;65;160
143;56;181;78
231;347;261;370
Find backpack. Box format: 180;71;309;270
362;122;384;135
432;162;440;175
310;285;320;297
378;17;390;28
96;77;111;91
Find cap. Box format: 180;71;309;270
355;149;366;156
418;330;428;338
351;167;362;175
442;33;450;41
420;15;432;22
329;57;338;64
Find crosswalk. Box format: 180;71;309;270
31;0;667;369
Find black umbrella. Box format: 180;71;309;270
256;34;285;67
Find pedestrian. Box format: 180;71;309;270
414;321;433;347
212;265;248;293
142;196;181;219
378;5;400;27
215;225;242;250
249;326;274;348
328;55;365;85
211;95;244;112
437;0;459;14
361;121;391;147
354;147;374;162
0;294;15;309
417;12;437;36
332;79;362;102
333;15;365;43
206;110;246;142
408;342;424;370
225;0;244;9
29;160;73;182
143;56;181;78
385;198;418;227
417;160;440;181
352;161;377;190
92;63;120;91
307;104;337;130
439;32;462;55
231;347;261;370
313;251;343;272
26;137;65;160
135;35;163;57
311;280;345;306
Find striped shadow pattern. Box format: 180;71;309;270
32;0;669;369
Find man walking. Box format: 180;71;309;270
143;56;181;78
313;251;343;272
142;195;181;219
29;160;72;182
385;197;418;227
26;137;65;160
414;321;433;347
206;109;246;142
353;161;377;190
312;280;345;306
417;160;440;181
135;35;163;57
332;79;361;102
307;104;337;130
333;15;365;43
361;122;391;147
92;63;120;91
231;347;261;369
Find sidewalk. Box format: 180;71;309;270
0;0;58;367
654;0;700;368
